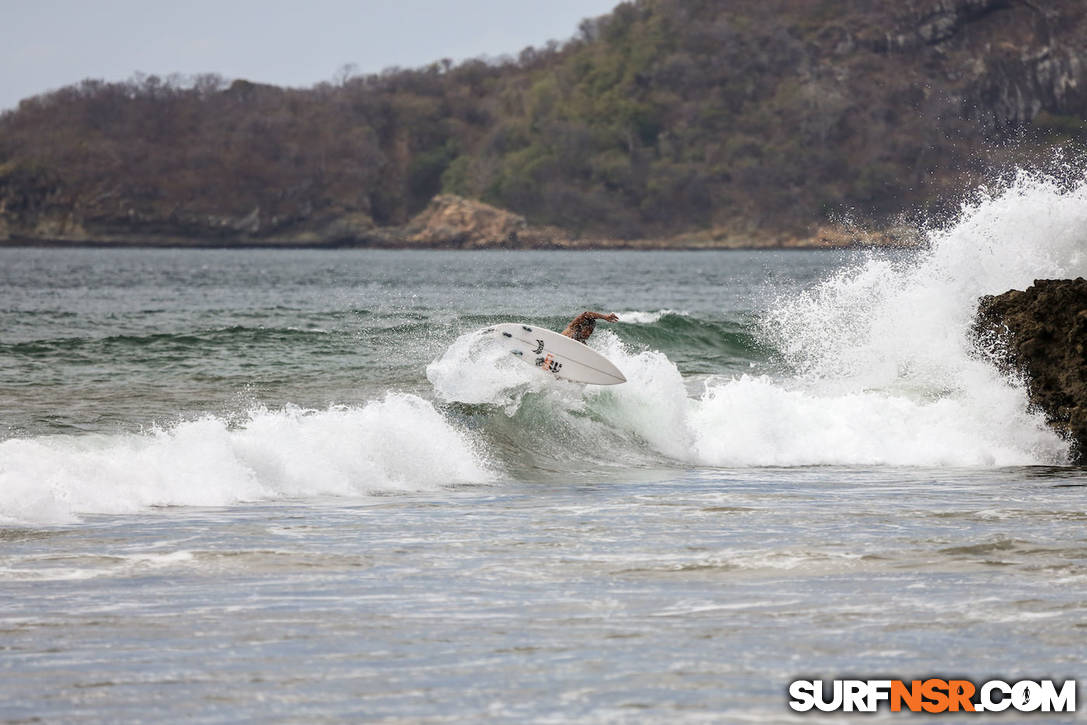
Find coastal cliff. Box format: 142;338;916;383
2;0;1086;247
976;278;1087;463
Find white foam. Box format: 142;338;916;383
688;374;1059;467
588;331;696;460
582;337;1061;467
545;173;1081;467
426;327;580;409
745;170;1086;464
0;393;493;525
615;309;689;324
764;171;1087;394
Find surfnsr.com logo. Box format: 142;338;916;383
788;679;1077;713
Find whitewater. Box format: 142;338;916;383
1;172;1085;722
4;172;1081;525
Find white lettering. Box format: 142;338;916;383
789;677;1075;713
866;680;892;711
843;680;867;712
1012;680;1042;712
814;679;843;712
1039;679;1077;713
788;680;816;712
980;680;1011;712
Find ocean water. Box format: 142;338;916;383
1;173;1086;722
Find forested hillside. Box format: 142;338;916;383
2;0;1086;247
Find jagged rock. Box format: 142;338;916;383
896;0;1014;49
403;194;527;248
853;0;1087;134
976;278;1087;463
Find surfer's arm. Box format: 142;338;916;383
580;311;620;323
562;311;619;341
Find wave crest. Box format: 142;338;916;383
0;394;493;525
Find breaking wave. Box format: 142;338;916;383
428;171;1085;471
0;394;493;525
3;170;1084;525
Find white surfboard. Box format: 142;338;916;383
481;323;626;385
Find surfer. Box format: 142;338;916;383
561;311;619;343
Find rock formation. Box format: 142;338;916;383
976;278;1087;463
402;195;527;248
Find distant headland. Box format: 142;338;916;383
0;194;920;250
2;0;1085;249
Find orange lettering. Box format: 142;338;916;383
891;680;923;712
947;680;976;711
921;678;949;713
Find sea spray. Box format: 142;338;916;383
749;170;1087;463
614;309;690;324
764;171;1087;393
0;393;493;525
425;328;553;410
432;172;1082;468
435;317;1062;469
687;375;1057;466
592;335;1060;467
427;328;671;471
586;332;695;461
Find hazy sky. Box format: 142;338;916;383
0;0;621;111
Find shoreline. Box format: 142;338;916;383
0;240;890;251
0;195;922;252
0;232;921;252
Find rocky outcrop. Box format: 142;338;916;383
0;191;925;249
401;194;528;248
976;278;1087;463
848;0;1087;136
888;0;1015;49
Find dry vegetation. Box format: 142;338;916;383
1;0;1085;246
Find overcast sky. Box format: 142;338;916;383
0;0;621;111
